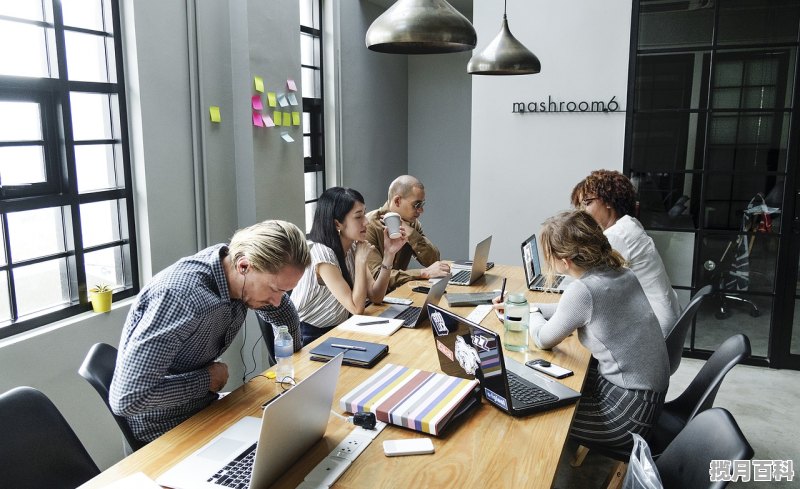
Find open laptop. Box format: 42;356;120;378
157;354;344;489
426;304;580;417
378;273;450;327
521;233;574;293
448;236;492;286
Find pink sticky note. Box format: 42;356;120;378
251;95;263;111
252;110;264;127
263;114;275;127
287;79;297;91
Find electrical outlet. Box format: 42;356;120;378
304;455;351;485
353;419;388;440
330;434;371;461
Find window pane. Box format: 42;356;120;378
0;224;6;266
0;146;46;185
70;92;116;140
0;20;49;78
65;31;114;83
84;246;123;290
14;259;70;317
303;112;311;133
703;175;783;232
0;2;44;21
707;113;790;173
0;271;9;323
300;33;320;67
695;293;770;357
304;171;323;201
0;101;42;141
718;0;800;46
75;143;121;192
301;67;317;98
61;0;106;32
7;207;67;262
299;0;318;29
80;200;121;248
634;171;699;230
638;2;714;50
305;202;317;234
649;230;695;288
635;52;707;111
630;112;706;172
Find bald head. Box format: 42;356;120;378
387;175;426;223
388;175;423;201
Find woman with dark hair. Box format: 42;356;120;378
528;210;669;450
572;169;680;336
291;187;406;345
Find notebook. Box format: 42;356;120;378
336;314;404;336
339;363;481;436
310;336;388;368
156;354;344;489
426;304;581;417
448;235;492;286
521;233;574;293
378;273;450;327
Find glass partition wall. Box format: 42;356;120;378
626;0;800;368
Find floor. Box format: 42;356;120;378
553;357;800;488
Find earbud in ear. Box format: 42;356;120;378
240;266;248;276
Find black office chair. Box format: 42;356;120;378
78;342;146;452
256;315;277;366
0;386;100;488
656;408;754;489
665;285;713;376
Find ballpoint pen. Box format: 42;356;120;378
356;320;389;326
331;344;367;351
498;277;507;305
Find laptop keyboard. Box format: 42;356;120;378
507;372;558;407
395;305;421;326
449;270;471;284
533;274;564;289
208;442;257;488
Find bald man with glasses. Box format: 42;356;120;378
365;175;450;290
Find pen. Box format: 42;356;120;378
498;277;507;304
356;320;389;326
331;343;368;351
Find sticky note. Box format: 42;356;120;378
251;95;263;111
287;79;297;91
287;93;298;106
278;94;289;107
252;111;264;127
263;114;275;127
267;92;277;107
292;111;300;126
281;132;295;142
254;76;264;93
274;111;282;126
283;112;292;126
209;106;221;123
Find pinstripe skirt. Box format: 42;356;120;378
569;366;665;450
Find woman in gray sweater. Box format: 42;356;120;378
530;210;669;449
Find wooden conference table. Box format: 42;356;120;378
80;264;591;489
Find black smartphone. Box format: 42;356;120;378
411;285;431;294
525;359;574;379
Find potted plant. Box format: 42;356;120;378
89;284;113;313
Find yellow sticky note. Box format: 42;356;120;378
274;111;282;126
267;92;277;107
292;111;300;126
254;76;264;93
282;112;292;126
209;106;221;123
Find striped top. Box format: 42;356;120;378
290;241;356;328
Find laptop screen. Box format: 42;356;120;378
521;234;542;288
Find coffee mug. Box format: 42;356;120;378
383;212;402;239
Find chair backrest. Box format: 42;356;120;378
0;386;100;489
78;342;146;451
656;408;754;489
668;334;751;422
666;285;713;375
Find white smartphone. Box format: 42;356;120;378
382;438;435;457
525;359;574;379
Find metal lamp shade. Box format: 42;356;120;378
468;16;541;75
365;0;477;54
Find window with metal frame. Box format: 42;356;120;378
300;0;325;234
0;0;138;339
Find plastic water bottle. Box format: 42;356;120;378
504;293;530;352
274;325;294;382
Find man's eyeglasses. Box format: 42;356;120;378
581;197;597;207
412;200;426;210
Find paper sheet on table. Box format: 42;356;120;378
337;314;404;336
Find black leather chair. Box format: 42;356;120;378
656;408;754;489
78;342;146;452
665;285;713;376
0;386;100;488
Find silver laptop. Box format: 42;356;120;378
427;304;580;417
521;233;573;293
379;273;450;327
156;354;344;489
449;236;492;286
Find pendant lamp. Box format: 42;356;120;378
468;0;541;75
365;0;477;54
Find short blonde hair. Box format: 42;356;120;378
228;220;310;273
539;210;624;287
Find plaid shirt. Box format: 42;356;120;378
109;244;301;443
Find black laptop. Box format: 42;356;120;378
378;273;450;327
426;304;581;417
